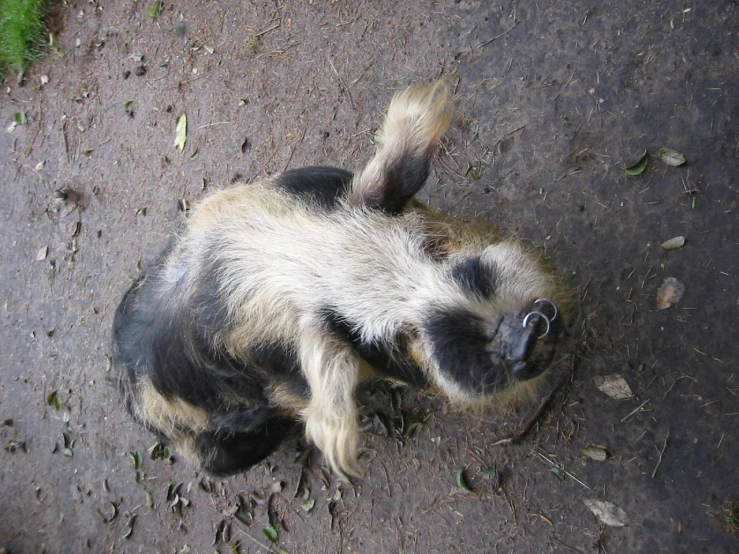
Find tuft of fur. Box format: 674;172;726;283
348;81;453;213
112;82;568;479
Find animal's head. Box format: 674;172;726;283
414;241;566;404
346;81;569;405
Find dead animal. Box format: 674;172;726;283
113;82;567;478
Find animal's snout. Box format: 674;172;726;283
487;298;562;382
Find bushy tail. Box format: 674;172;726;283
348;81;453;213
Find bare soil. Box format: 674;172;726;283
1;1;737;553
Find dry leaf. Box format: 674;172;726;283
660;236;685;250
594;375;633;400
581;446;608;461
657;148;686;167
656;277;685;310
175;114;187;153
584;499;629;527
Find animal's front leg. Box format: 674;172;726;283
298;316;361;478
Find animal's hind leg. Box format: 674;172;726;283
194;418;294;477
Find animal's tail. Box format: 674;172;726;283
348;81;453;213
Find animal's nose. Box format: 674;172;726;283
486;298;562;382
508;311;548;377
508;299;559;381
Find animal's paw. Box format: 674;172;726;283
303;404;361;479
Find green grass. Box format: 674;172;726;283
0;0;48;75
148;1;163;22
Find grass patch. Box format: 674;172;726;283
720;501;739;536
0;0;49;75
149;1;163;22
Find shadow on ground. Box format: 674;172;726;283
1;1;737;552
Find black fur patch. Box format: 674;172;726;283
449;256;498;298
113;252;270;414
196;417;294;477
250;341;310;399
319;308;428;387
367;153;430;214
274;166;353;209
191;248;232;339
423;308;508;395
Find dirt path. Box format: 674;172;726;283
1;1;737;552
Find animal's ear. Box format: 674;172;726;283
347;82;452;214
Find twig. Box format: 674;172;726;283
477;22;520;48
641;264;653;289
491;353;575;446
651;429;670;478
536;451;591;490
552;537;585;552
663;375;693;399
281;127;307;171
232;525;281;554
255;21;281;38
620;398;650;423
61;120;71;163
328;58;355;109
198;121;230;130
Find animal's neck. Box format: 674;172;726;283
323;215;465;345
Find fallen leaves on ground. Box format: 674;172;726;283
658;148;686;167
175;114;187;152
584;499;629;527
660;236;685;250
594;375;633;400
656;277;685;310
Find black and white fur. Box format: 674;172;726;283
113;83;565;477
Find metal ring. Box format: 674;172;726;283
533;298;558;322
522;310;551;339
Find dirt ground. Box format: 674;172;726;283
1;1;737;552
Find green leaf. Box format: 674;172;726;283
550;467;565;481
625;152;649;176
63;447;73;457
657;148;686;167
149;442;173;462
464;159;483;180
483;467;497;479
456;467;474;493
131;450;144;470
175;114;187;153
47;390;64;411
262;525;279;543
14;112;27;125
